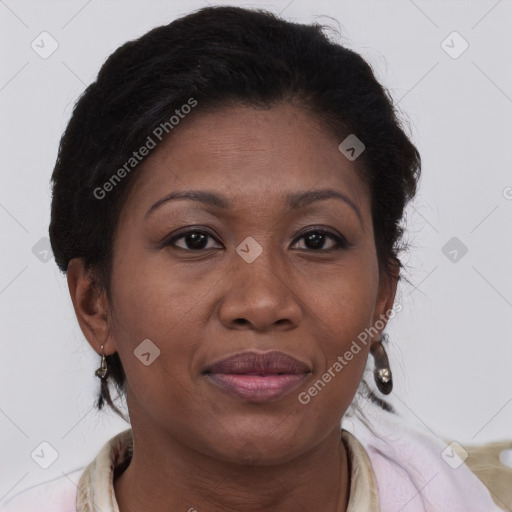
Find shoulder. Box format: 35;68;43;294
342;408;508;511
1;467;84;512
2;428;133;512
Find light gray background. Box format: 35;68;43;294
1;0;511;504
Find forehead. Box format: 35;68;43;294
121;103;370;219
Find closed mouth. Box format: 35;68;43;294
202;350;312;402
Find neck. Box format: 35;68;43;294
114;423;350;512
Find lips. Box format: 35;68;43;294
203;350;311;402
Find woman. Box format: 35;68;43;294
3;5;505;512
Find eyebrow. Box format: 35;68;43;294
145;188;363;227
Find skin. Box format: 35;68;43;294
67;102;398;512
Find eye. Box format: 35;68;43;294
291;229;349;251
166;229;222;251
163;227;349;252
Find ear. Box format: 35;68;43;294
66;258;115;356
371;258;400;339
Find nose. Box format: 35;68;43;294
218;249;303;332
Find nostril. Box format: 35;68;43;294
498;449;512;468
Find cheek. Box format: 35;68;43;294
109;247;219;341
107;254;209;406
304;253;378;397
310;255;379;347
299;295;374;425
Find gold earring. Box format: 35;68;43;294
95;344;108;380
370;334;393;395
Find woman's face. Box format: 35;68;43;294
105;102;396;464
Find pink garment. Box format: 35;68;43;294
1;467;82;512
342;404;505;512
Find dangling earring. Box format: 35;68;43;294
370;333;393;395
95;344;108;380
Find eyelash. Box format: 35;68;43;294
164;227;350;252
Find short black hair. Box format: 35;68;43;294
49;6;421;419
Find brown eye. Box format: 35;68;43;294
291;229;349;251
166;229;222;251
